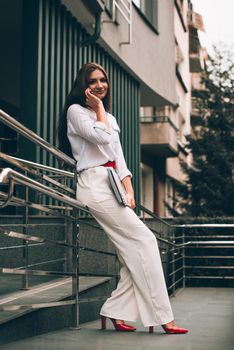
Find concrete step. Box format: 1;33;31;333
0;275;113;345
1;288;234;350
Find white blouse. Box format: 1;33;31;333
67;104;132;181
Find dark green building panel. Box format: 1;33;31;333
20;0;140;200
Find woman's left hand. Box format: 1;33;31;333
126;192;136;209
121;176;135;209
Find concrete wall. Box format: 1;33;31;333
140;122;178;156
164;1;192;201
174;2;191;136
0;0;22;107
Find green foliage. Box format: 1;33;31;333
176;46;234;217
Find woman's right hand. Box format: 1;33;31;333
85;88;109;128
85;88;103;112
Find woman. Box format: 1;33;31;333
58;62;188;334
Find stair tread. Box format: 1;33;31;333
0;276;111;324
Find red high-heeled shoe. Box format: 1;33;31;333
149;324;188;334
101;315;136;332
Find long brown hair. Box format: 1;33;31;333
57;63;111;158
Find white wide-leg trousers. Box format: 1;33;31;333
76;166;174;327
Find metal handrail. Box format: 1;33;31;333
2;109;229;250
137;203;234;229
0;191;74;219
5;191;230;251
137;203;171;227
0;227;75;248
0;152;75;195
187;240;234;245
137;202;234;293
0;109;75;168
0;110;192;250
2;168;229;251
174;224;234;228
1;108;233;325
0;165;118;324
0;166;187;303
0;108;232;233
0;110;120;319
0;109;78;326
10;155;74;177
0;168;83;210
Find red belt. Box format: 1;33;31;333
102;161;116;169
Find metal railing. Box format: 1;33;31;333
0;109;119;328
140;116;179;131
174;223;234;287
137;204;234;293
0;108;233;329
0;110;75;168
0;172;79;325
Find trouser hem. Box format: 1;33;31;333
100;313;174;327
99;313;138;323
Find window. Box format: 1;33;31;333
165;177;175;217
132;0;158;31
101;0;113;15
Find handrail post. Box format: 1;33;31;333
64;218;72;272
182;227;186;289
142;209;145;223
171;227;176;297
71;215;80;329
159;222;163;237
22;172;29;290
71;169;80;329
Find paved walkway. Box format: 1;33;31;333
1;288;233;350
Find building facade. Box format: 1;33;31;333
0;0;204;216
140;0;205;217
0;0;177;208
140;0;191;217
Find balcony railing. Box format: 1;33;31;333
140;116;178;130
188;10;205;32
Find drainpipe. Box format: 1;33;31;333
81;0;104;47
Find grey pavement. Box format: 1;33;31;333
1;288;233;350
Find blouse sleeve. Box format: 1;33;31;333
112;118;132;181
67;104;112;145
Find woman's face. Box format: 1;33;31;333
87;69;108;100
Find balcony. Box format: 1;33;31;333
189;47;208;73
189;25;208;73
188;10;205;31
191;96;203;125
191;72;205;91
140;116;178;157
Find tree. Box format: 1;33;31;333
175;46;234;217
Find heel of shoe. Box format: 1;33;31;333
149;326;154;333
162;325;188;334
101;315;106;330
